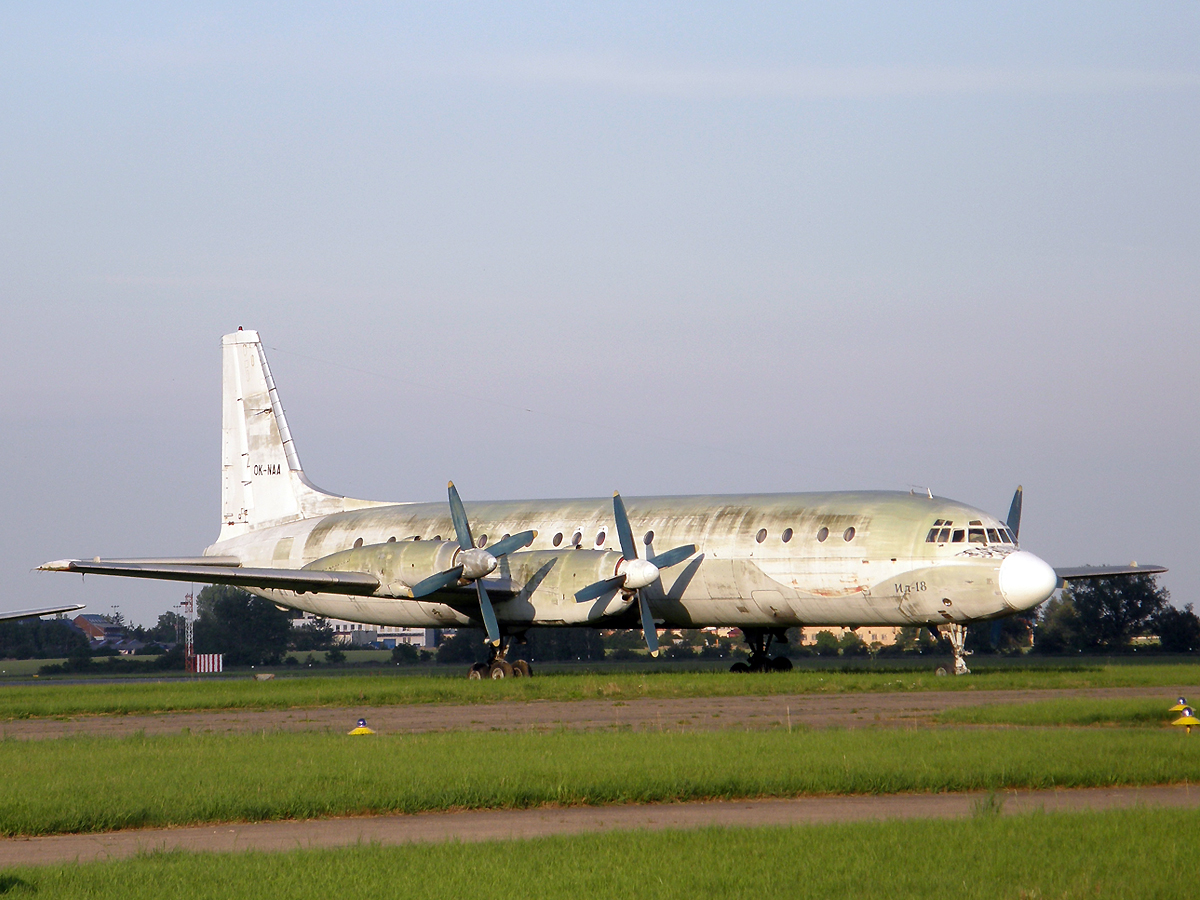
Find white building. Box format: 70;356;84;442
291;612;434;648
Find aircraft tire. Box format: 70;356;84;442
467;664;486;680
512;659;531;678
490;660;514;679
770;656;793;672
730;662;750;673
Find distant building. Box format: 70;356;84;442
73;614;124;642
290;612;434;649
796;626;903;647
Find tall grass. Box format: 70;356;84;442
2;725;1199;836
3;808;1200;898
941;697;1180;727
3;664;1199;719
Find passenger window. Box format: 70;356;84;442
938;528;951;542
553;532;563;547
986;528;1000;543
756;528;767;543
843;527;856;542
969;528;986;544
782;528;793;543
817;527;829;542
952;530;965;542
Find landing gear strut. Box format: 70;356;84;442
467;634;532;680
731;627;793;673
939;623;971;675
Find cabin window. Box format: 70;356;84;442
756;528;767;543
434;535;442;541
477;535;488;548
572;532;582;547
843;527;856;542
782;528;793;543
817;527;829;542
596;531;606;546
353;538;363;548
643;530;654;545
387;536;396;543
553;532;563;547
502;533;510;541
952;530;965;542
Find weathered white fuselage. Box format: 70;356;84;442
206;490;1048;633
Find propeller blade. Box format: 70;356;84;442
486;530;537;558
447;482;474;551
638;592;659;656
612;492;638;561
409;566;465;598
574;576;624;603
476;581;500;646
648;544;696;570
1006;485;1023;540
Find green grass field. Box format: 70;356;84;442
2;663;1198;719
3;725;1199;836
940;697;1189;727
3;808;1199;898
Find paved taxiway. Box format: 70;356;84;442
2;685;1193;740
2;785;1197;866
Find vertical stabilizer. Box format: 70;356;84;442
219;329;386;540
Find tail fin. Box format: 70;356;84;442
219;329;385;539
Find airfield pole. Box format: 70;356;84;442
180;592;196;673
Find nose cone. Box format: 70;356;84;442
999;550;1058;611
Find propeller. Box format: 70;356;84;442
448;482;536;646
575;492;696;657
1006;485;1023;541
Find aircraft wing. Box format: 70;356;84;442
0;603;86;623
38;558;380;596
1054;563;1167;581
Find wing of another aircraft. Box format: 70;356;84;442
38;559;381;596
1054;563;1167;582
0;603;86;623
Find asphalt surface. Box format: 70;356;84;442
1;685;1193;740
2;785;1197;866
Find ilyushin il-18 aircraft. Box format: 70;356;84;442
41;329;1165;678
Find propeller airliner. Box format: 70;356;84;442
41;329;1164;677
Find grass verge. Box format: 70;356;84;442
3;808;1199;898
940;697;1185;727
3;726;1199;836
3;664;1199;719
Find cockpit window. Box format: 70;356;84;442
952;529;965;542
927;521;954;543
998;528;1013;544
968;528;986;544
986;528;1000;543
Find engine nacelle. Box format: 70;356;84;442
305;540;465;597
499;549;637;622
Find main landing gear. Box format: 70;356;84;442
730;627;794;673
467;635;533;680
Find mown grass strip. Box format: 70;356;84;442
3;664;1199;719
3;808;1200;898
940;697;1181;727
3;726;1199;836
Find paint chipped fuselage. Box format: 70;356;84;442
206;490;1048;632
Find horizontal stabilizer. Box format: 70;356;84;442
1054;563;1167;581
38;560;380;596
0;604;85;623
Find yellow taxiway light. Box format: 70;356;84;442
348;718;376;735
1169;696;1188;712
1171;707;1200;735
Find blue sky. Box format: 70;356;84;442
2;2;1197;625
